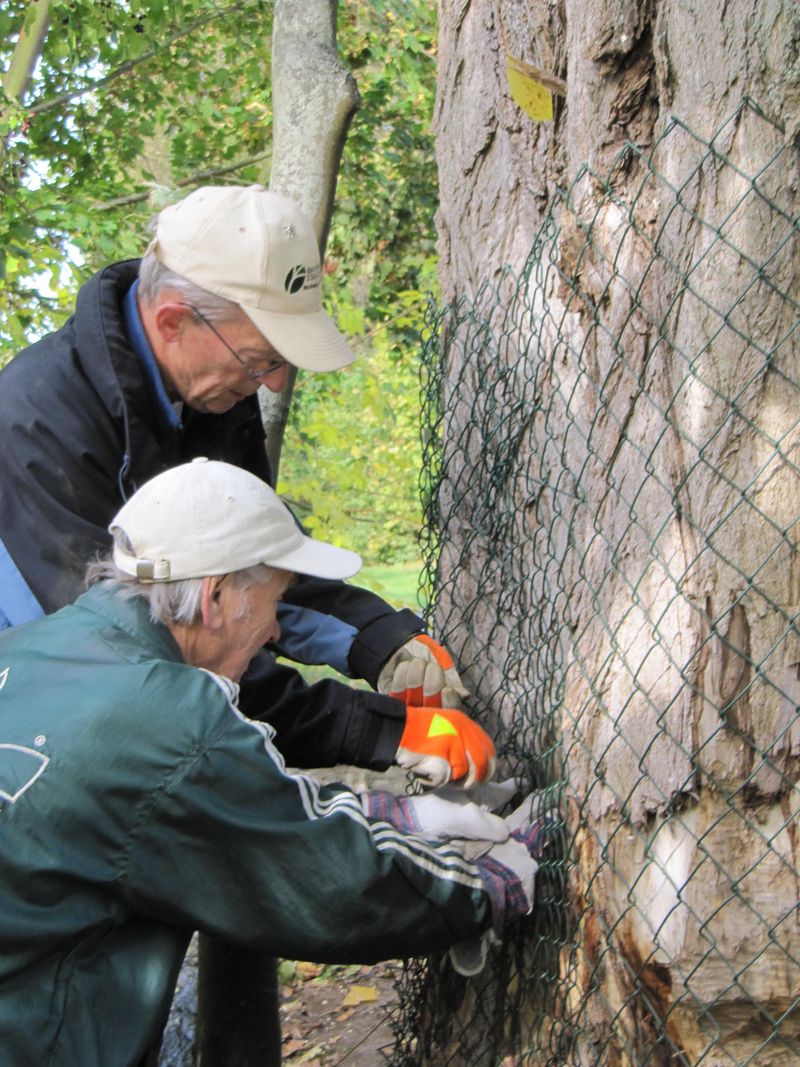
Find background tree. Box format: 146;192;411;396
195;4;362;1062
415;0;800;1062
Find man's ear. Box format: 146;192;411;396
200;575;227;630
152;300;193;344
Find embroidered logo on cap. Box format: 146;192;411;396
285;265;307;293
285;264;321;294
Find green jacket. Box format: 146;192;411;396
0;585;492;1066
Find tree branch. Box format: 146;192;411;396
93;150;273;210
3;0;51;103
25;1;254;118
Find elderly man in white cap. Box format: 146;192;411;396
0;460;549;1067
0;184;489;787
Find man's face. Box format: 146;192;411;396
210;568;293;682
166;306;292;414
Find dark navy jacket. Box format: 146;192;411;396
0;261;422;769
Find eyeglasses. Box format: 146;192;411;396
181;304;287;382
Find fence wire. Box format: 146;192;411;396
389;99;800;1065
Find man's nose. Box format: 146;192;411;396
263;364;291;394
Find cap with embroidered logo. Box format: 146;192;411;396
149;185;355;373
110;458;362;582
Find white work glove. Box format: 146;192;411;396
449;791;557;977
377;634;469;710
362;790;510;844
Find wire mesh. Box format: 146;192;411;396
390;99;800;1065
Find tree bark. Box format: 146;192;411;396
194;3;359;1065
428;0;799;1062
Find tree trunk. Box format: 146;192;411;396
195;3;358;1064
423;0;799;1063
259;0;359;481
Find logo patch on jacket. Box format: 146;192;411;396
0;744;49;804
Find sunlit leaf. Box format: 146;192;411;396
506;57;554;121
341;984;378;1006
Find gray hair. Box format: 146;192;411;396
138;250;240;325
85;545;276;627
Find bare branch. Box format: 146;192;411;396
93;151;273;210
3;0;51;103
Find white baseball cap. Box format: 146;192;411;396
148;185;356;373
110;458;362;582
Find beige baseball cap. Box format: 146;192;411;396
149;185;356;373
110;458;362;582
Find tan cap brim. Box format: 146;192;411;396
269;536;362;580
242;305;357;373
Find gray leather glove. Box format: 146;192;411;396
434;777;519;812
377;634;469;710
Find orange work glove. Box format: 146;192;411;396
377;635;469;709
396;706;496;788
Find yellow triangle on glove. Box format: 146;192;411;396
428;713;459;738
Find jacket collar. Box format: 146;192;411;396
122;278;182;436
74;583;185;665
73;261;178;496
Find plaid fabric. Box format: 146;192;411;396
512;815;556;860
362;791;422;834
477;814;559;927
475;853;532;927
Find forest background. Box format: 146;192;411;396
1;0;436;600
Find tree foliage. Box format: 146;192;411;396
1;0;438;562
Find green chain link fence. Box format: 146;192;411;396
389;98;799;1065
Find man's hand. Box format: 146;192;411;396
395;706;496;788
377;635;469;709
449;791;558;976
363;790;510;844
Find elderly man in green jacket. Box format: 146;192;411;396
0;459;548;1067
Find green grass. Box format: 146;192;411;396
353;560;423;612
